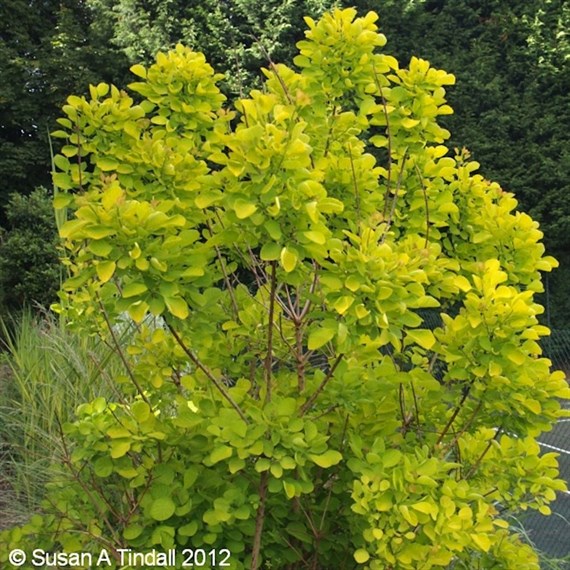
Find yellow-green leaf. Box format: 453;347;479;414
130;64;147;79
131;401;151;422
128;301;149;323
470;533;491;552
96;261;116;283
334;295;354;315
454;275;472;292
210;445;233;464
406;329;436;350
401;118;420;129
354;549;370;564
97;157;119;171
308;449;342;468
122;282;148;298
149;497;176;521
88;240;113;257
283;480;296;499
307;326;336;350
110;440;130;459
234;199;257;219
280;247;298;273
102;184;124;209
411;501;438;516
53;193;73;209
260;242;281;261
504;345;525;366
164;296;189;319
304;230;326;245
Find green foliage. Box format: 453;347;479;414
2;8;569;569
0;188;61;312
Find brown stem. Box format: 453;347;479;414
251;472;269;570
300;354;344;416
381;150;409;243
97;297;151;407
74;124;84;192
298;263;319;320
319;414;349;531
253;35;293;104
443;399;483;455
410;379;422;439
205;217;240;319
167;324;248;423
414;164;430;247
348;142;361;223
399;383;407;429
217;244;240;317
295;320;306;392
436;382;474;446
264;261;277;404
372;61;393;219
55;414;123;545
466;428;502;479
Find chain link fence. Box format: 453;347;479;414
522;329;570;567
419;308;570;565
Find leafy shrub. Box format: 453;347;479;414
0;188;61;313
2;8;569;569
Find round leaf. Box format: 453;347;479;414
149;497;176;522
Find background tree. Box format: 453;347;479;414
0;188;61;312
0;0;129;212
87;0;335;95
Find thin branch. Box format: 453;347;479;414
264;261;277;404
313;403;339;421
300;354;344;416
319;414;349;531
252;35;293;104
298;262;319;320
284;283;299;319
54;413;122;545
247;244;268;291
74;123;84;192
251;472;269;570
371;61;393;219
277;311;295;353
347;142;361;223
414;164;430;247
435;381;474;446
295;496;319;538
295;320;306;392
443;399;483;455
399;383;407;430
97;297;151;407
167;323;249;423
409;379;422;439
465;427;502;479
205;218;240;319
381;150;409;243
